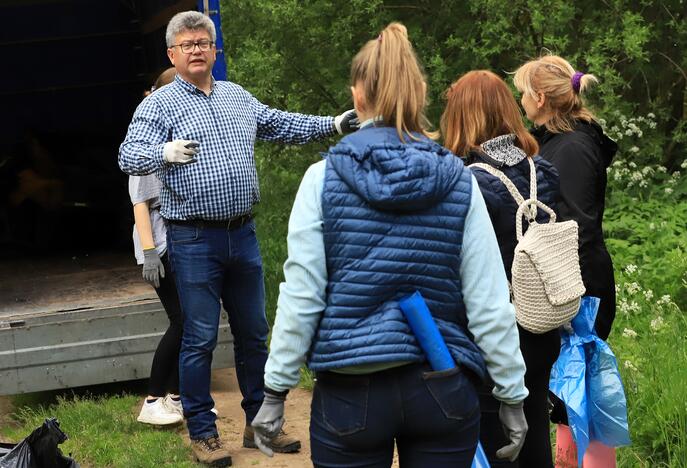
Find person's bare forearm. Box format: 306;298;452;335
133;202;155;250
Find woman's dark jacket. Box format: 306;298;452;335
467;142;560;282
532;120;618;340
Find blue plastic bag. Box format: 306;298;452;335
549;296;631;465
399;291;490;468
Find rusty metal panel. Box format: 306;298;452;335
0;300;233;395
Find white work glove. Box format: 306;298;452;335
496;401;528;461
334;109;360;135
163;140;199;164
251;391;286;457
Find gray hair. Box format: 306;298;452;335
166;11;216;47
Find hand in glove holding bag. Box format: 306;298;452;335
496;401;528;461
334;109;359;134
163;140;200;164
251;390;286;457
142;248;164;289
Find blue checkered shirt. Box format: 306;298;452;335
119;75;335;220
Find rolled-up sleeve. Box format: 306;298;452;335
264;160;328;392
119;98;168;175
460;175;528;404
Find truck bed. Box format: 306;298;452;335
0;253;233;395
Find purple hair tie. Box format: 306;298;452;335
571;71;584;93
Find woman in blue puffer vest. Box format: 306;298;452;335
442;70;561;468
251;24;529;468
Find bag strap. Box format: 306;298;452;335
470;158;539;220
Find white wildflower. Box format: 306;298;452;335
625;129;633;136
629;301;641;313
650;316;665;331
630;171;643;182
672;171;681;178
624;360;638;372
629;161;637;167
619;299;630;314
629;146;640;154
649;222;655;230
657;166;667;173
644;289;654;301
624;264;638;274
641;166;654;175
647;112;655;119
681;160;687;169
622;328;638;338
639;180;648;188
648;121;657;129
626;282;641;294
665;187;674;194
658;294;671;305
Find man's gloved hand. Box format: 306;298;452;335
142;248;165;289
163;140;200;164
496;401;528;461
251;390;287;457
334;109;360;135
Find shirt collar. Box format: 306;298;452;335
359;116;384;129
174;74;216;95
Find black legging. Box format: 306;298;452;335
148;253;184;397
478;326;560;467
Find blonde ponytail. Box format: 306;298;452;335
514;55;598;133
350;22;435;140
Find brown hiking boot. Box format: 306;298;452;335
191;436;232;466
243;425;301;453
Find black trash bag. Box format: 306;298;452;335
0;418;78;468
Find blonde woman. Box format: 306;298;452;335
514;55;619;467
442;70;561;468
251;23;529;467
514;56;617;343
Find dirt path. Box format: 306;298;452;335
200;368;313;467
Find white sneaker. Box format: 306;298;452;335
162;395;184;417
137;398;183;426
162;395;217;417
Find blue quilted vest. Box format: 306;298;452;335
308;126;487;381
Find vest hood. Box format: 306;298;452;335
327;127;464;212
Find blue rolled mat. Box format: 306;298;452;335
398;290;455;371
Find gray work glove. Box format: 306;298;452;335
163;140;200;164
334;109;360;135
142;248;165;289
496;401;528;461
251;390;286;457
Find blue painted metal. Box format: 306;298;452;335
198;0;227;81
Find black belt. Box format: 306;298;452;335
168;213;252;230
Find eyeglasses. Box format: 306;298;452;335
171;39;214;54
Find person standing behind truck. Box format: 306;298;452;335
129;67;185;427
118;11;358;467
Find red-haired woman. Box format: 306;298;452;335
442;70;561;468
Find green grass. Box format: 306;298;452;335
1;393;200;467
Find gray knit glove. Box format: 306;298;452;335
142;248;164;289
496;401;528;461
251;391;286;457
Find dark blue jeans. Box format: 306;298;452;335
310;363;480;468
167;220;268;440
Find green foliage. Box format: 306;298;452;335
221;0;686;165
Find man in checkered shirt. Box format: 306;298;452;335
118;11;357;466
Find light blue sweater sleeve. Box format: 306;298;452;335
264;160;328;392
461;176;528;404
265;164;528;403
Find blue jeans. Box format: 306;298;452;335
310;363;480;468
167;220;269;440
